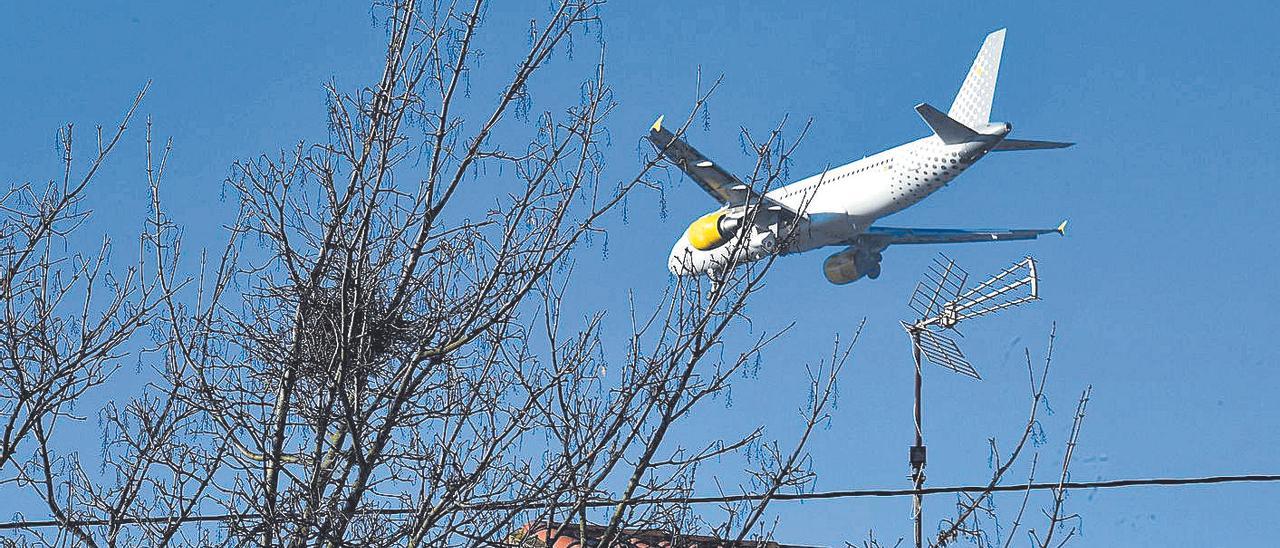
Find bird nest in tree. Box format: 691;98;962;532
292;283;409;383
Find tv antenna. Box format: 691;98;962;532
902;254;1040;548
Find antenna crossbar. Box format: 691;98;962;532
909;257;967;321
954;295;1038;322
954;257;1035;302
952;279;1034;317
915;328;980;379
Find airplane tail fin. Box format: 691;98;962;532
926;30;1074;152
949;28;1005;128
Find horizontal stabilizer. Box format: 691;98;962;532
915;103;981;144
992;138;1074;151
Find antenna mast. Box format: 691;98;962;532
903;255;1040;548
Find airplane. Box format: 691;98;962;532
652;29;1072;285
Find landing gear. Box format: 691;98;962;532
866;250;884;280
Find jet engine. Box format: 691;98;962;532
685;211;742;251
822;246;883;285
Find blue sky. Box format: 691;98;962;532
3;1;1280;545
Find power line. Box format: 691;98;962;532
3;473;1279;531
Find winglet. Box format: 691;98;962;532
651;115;664;132
1056;220;1068;235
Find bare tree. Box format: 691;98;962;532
0;81;168;522
931;327;1091;548
0;2;1106;544
3;1;848;546
0;85;159;472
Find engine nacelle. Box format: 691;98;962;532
686;211;742;251
822;247;883;285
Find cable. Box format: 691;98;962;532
3;474;1278;531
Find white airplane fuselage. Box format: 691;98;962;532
667;123;1010;276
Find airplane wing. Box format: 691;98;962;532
858;222;1067;247
647;116;799;220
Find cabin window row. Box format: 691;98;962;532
783;160;894;197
